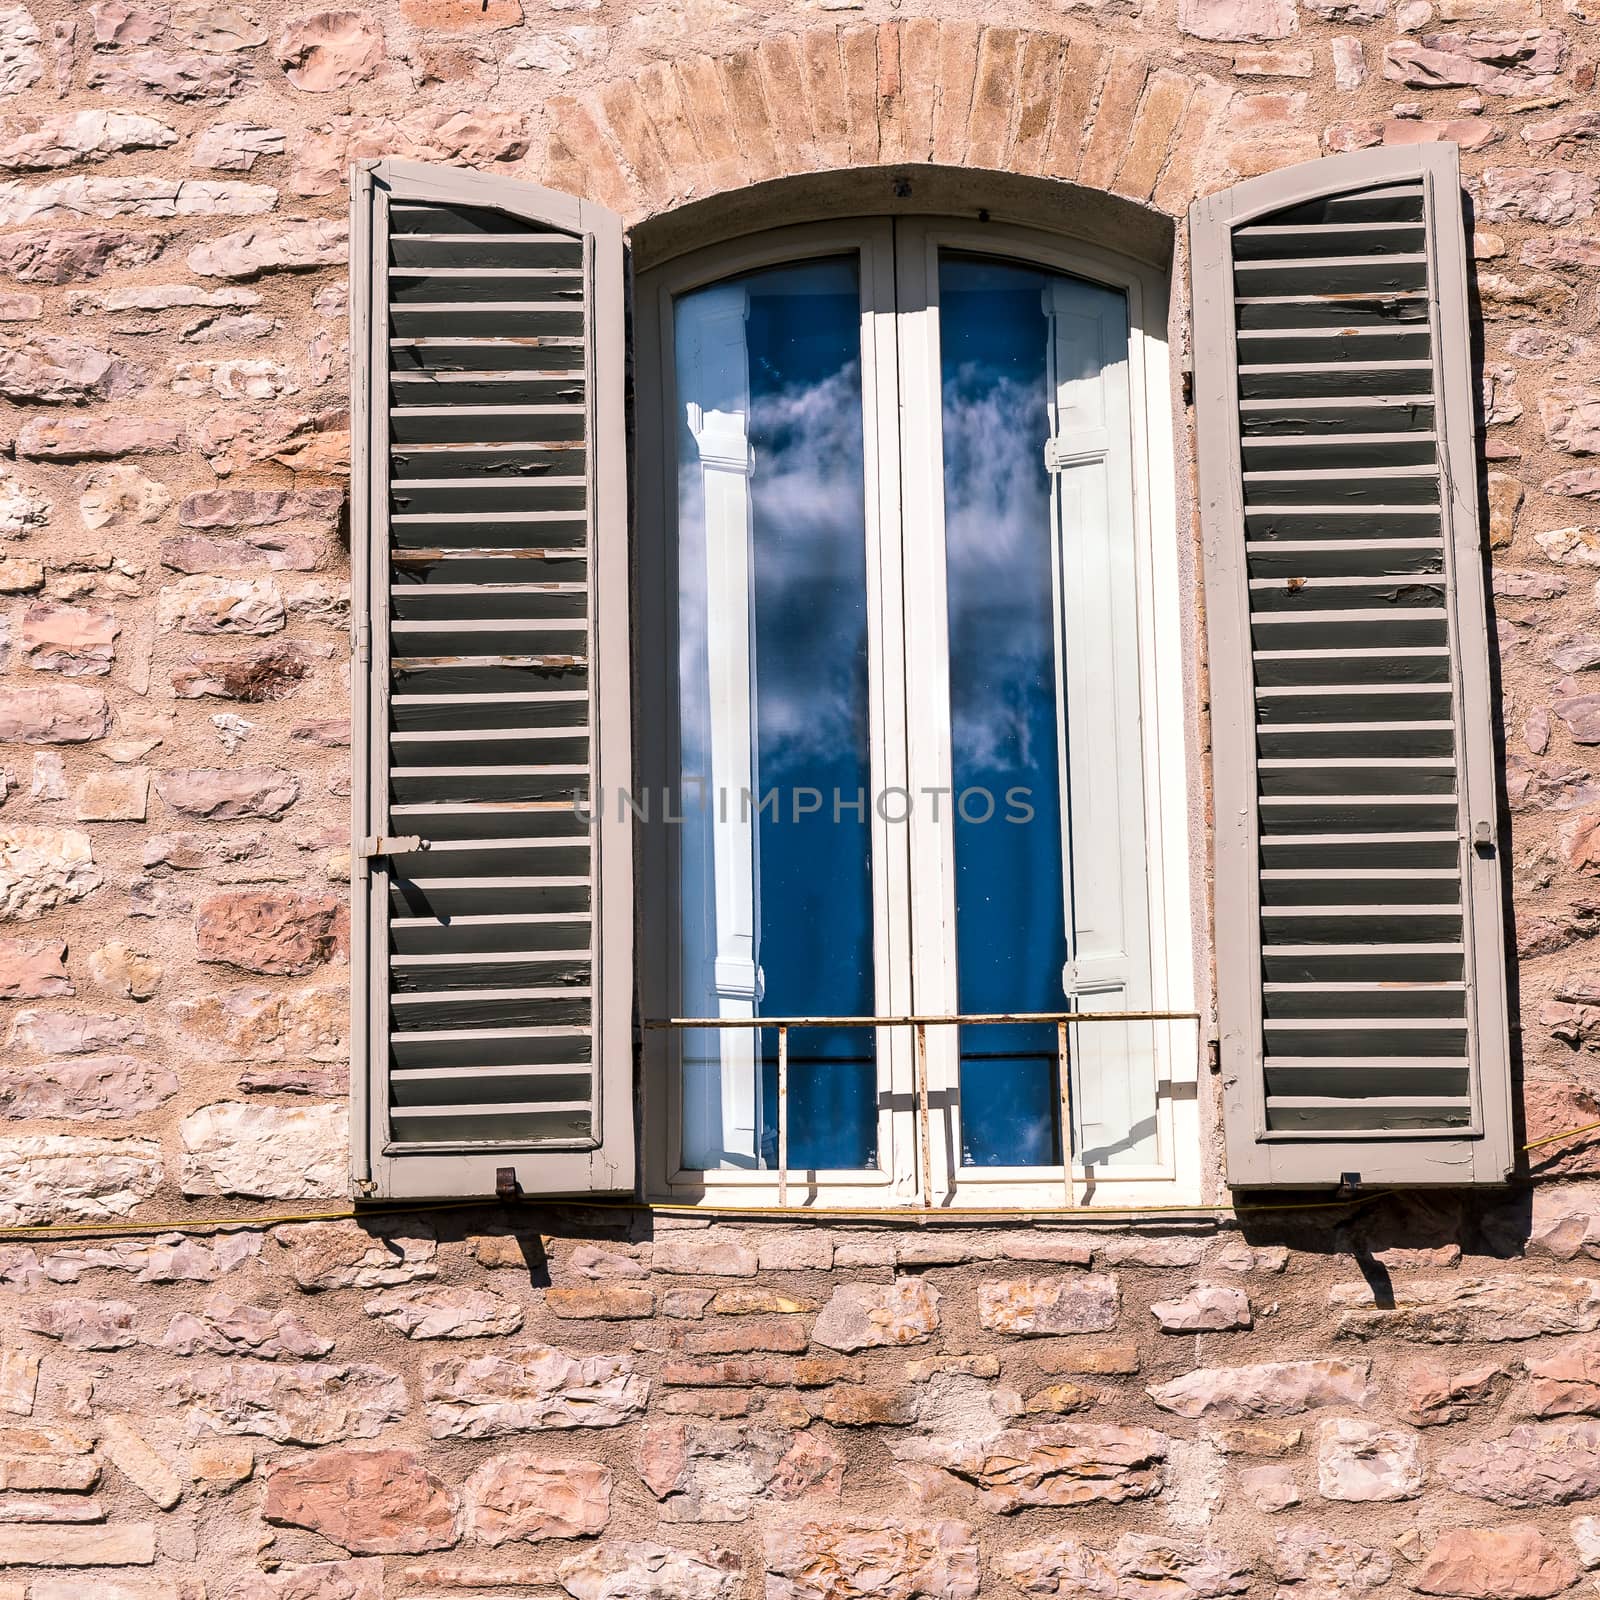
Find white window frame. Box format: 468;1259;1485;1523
636;217;1198;1209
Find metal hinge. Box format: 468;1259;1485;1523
354;621;370;662
362;835;424;857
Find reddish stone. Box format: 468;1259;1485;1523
813;1280;941;1351
160;531;326;574
640;1419;842;1522
155;767;300;822
0;940;72;1000
1415;1526;1579;1598
19;604;118;676
1036;1344;1141;1376
1383;30;1569;95
179;487;343;531
289;110;531;198
1441;1421;1600;1506
171;641;320;701
195;892;348;976
262;1447;458;1554
462;1452;609;1545
814;1387;918;1426
765;1517;979;1600
546;1285;655;1321
0;227;169;285
14;416;184;459
1402;1362;1506;1426
1525;1342;1600;1418
661;1357;860;1388
220;1560;382;1600
1524;1082;1600;1173
643;1317;809;1356
274;12;383;91
979;1275;1119;1337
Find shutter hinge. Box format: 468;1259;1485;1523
496;1167;521;1202
354;621;370;662
362;834;424;857
1180;359;1194;407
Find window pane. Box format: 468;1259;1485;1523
675;257;877;1173
939;252;1155;1170
939;255;1065;1168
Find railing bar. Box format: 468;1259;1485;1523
915;1021;932;1211
1057;1019;1073;1208
641;1009;1201;1029
777;1025;789;1211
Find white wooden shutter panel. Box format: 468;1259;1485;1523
1192;145;1513;1187
1044;280;1158;1166
350;159;634;1199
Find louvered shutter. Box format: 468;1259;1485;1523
1192;145;1512;1187
350;159;634;1199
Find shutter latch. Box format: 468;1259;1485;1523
1473;820;1496;855
362;835;425;857
496;1167;521;1202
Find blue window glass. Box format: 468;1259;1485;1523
939;254;1068;1168
675;257;877;1172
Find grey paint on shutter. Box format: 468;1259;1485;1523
350;158;634;1199
1191;145;1513;1187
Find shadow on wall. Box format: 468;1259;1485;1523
342;1177;1573;1292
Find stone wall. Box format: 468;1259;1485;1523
0;0;1597;1591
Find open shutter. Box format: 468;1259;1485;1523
1044;279;1159;1167
350;159;634;1199
1192;144;1512;1187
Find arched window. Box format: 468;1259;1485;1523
635;218;1197;1207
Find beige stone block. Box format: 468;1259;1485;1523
1114;69;1193;200
0;1523;154;1565
1154;78;1232;212
966;26;1022;172
0;1354;36;1420
599;80;670;203
875;21;906;163
840;23;878;168
931;19;980;166
897;17;939;164
674;58;742;192
543;98;632;214
757;35;817;173
187;1439;253;1490
0;1458;98;1494
1079;48;1150;190
1045;38;1108;181
1011;32;1066;175
97;1418;180;1511
719;51;783;185
75;768;149;823
1488;471;1524;548
637;62;704;190
803;29;851;169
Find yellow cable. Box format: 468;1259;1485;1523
0;1189;1385;1242
1522;1116;1600;1155
0;1119;1591;1244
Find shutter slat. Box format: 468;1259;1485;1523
354;160;633;1196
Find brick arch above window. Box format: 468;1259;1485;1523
537;22;1234;224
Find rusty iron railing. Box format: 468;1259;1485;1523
642;1010;1203;1208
